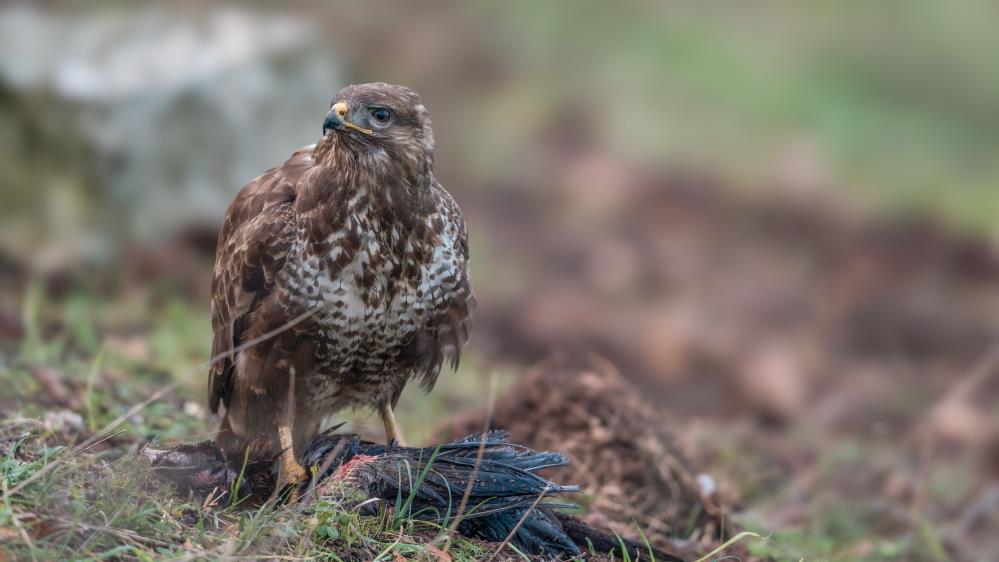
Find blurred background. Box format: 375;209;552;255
2;1;998;560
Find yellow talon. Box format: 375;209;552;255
272;421;307;502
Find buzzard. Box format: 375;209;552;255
209;83;474;490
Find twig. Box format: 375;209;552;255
69;429;127;459
202;303;331;372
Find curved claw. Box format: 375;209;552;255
273;458;308;503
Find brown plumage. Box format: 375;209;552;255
208;83;473;485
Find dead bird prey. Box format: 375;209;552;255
147;430;685;561
209;82;474;492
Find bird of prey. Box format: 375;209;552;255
147;430;686;561
208;83;474;491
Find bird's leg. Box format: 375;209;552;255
379;400;406;447
272;367;307;501
275;421;307;490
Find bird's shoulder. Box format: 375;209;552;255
212;143;324;299
222;144;316;224
208;145;318;411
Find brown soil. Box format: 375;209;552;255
440;355;729;561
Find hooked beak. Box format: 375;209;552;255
323;102;373;136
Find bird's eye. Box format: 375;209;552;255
370;107;391;123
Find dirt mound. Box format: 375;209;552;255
440;356;729;559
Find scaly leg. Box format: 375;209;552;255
273;421;307;501
379;400;406;447
272;366;307;501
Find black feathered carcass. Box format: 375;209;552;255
146;429;684;561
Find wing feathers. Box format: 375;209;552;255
209;155;301;413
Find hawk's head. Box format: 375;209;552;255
322;83;435;173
